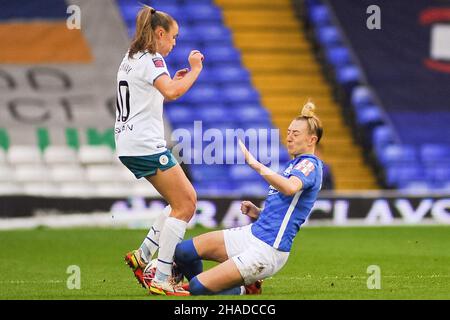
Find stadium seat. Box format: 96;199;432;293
189;165;229;182
23;183;60;197
59;183;97;198
222;85;260;104
236;181;269;197
335;65;361;90
181;84;222;104
229;165;262;181
202;45;241;65
372;125;396;151
197;107;233;123
165;106;199;125
354;106;384;127
14;165;50;183
325;46;352;68
191;24;232;45
420;144;450;163
7;145;43;165
0;183;23;195
316;26;343;47
193;181;238;197
43;145;78;165
210;65;251;84
85;165;127;183
78;145;114;165
385;164;423;187
425;164;450;183
377;144;418;165
351;86;374;108
50;165;86;183
182;4;223;24
0;165;14;182
308;5;331;27
0;149;6;164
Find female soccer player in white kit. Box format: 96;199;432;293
173;103;324;295
115;6;204;296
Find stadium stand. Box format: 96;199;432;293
302;0;450;192
215;0;379;190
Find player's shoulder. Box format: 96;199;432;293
292;154;321;175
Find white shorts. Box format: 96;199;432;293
223;224;289;285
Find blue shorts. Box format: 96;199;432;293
119;150;178;179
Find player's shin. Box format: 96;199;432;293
139;205;171;262
174;239;203;280
154;216;187;281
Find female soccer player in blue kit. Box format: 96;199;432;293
172;102;324;295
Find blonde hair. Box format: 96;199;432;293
296;100;323;144
128;6;175;59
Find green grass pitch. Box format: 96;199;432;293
0;225;449;300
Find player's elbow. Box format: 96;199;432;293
280;185;298;196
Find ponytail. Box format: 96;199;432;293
128;5;175;59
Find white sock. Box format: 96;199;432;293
155;216;187;282
139;205;171;263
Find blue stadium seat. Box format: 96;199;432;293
425;164;450;183
181;84;222;104
308;5;331;27
191;24;232;45
355;106;384;127
231;105;271;124
193;181;238;197
210;66;251;84
229;165;262;181
378;144;418;166
182;4;223;23
351;86;374;108
222;85;260;104
372;125;395;151
316;26;342;47
203;45;241;65
335;65;361;90
165;106;199;124
236;181;269;197
385;164;423;187
420;144;450;163
189;165;229;182
325;46;352;68
197;107;235;123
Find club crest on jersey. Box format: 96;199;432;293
152;57;165;68
294;159;315;176
159;154;169;165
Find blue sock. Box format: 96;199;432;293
189;276;243;296
174;239;203;280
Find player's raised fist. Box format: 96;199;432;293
188;50;204;71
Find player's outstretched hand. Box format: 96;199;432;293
188;50;204;71
238;139;259;167
241;200;261;220
174;68;189;80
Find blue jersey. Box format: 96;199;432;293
251;154;323;252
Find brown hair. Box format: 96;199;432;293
295;101;323;144
128;6;175;59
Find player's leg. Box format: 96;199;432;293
146;163;196;295
189;259;245;295
174;230;228;281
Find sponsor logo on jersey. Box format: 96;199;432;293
152;57;165;68
294;159;315;177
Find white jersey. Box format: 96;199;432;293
114;50;170;156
